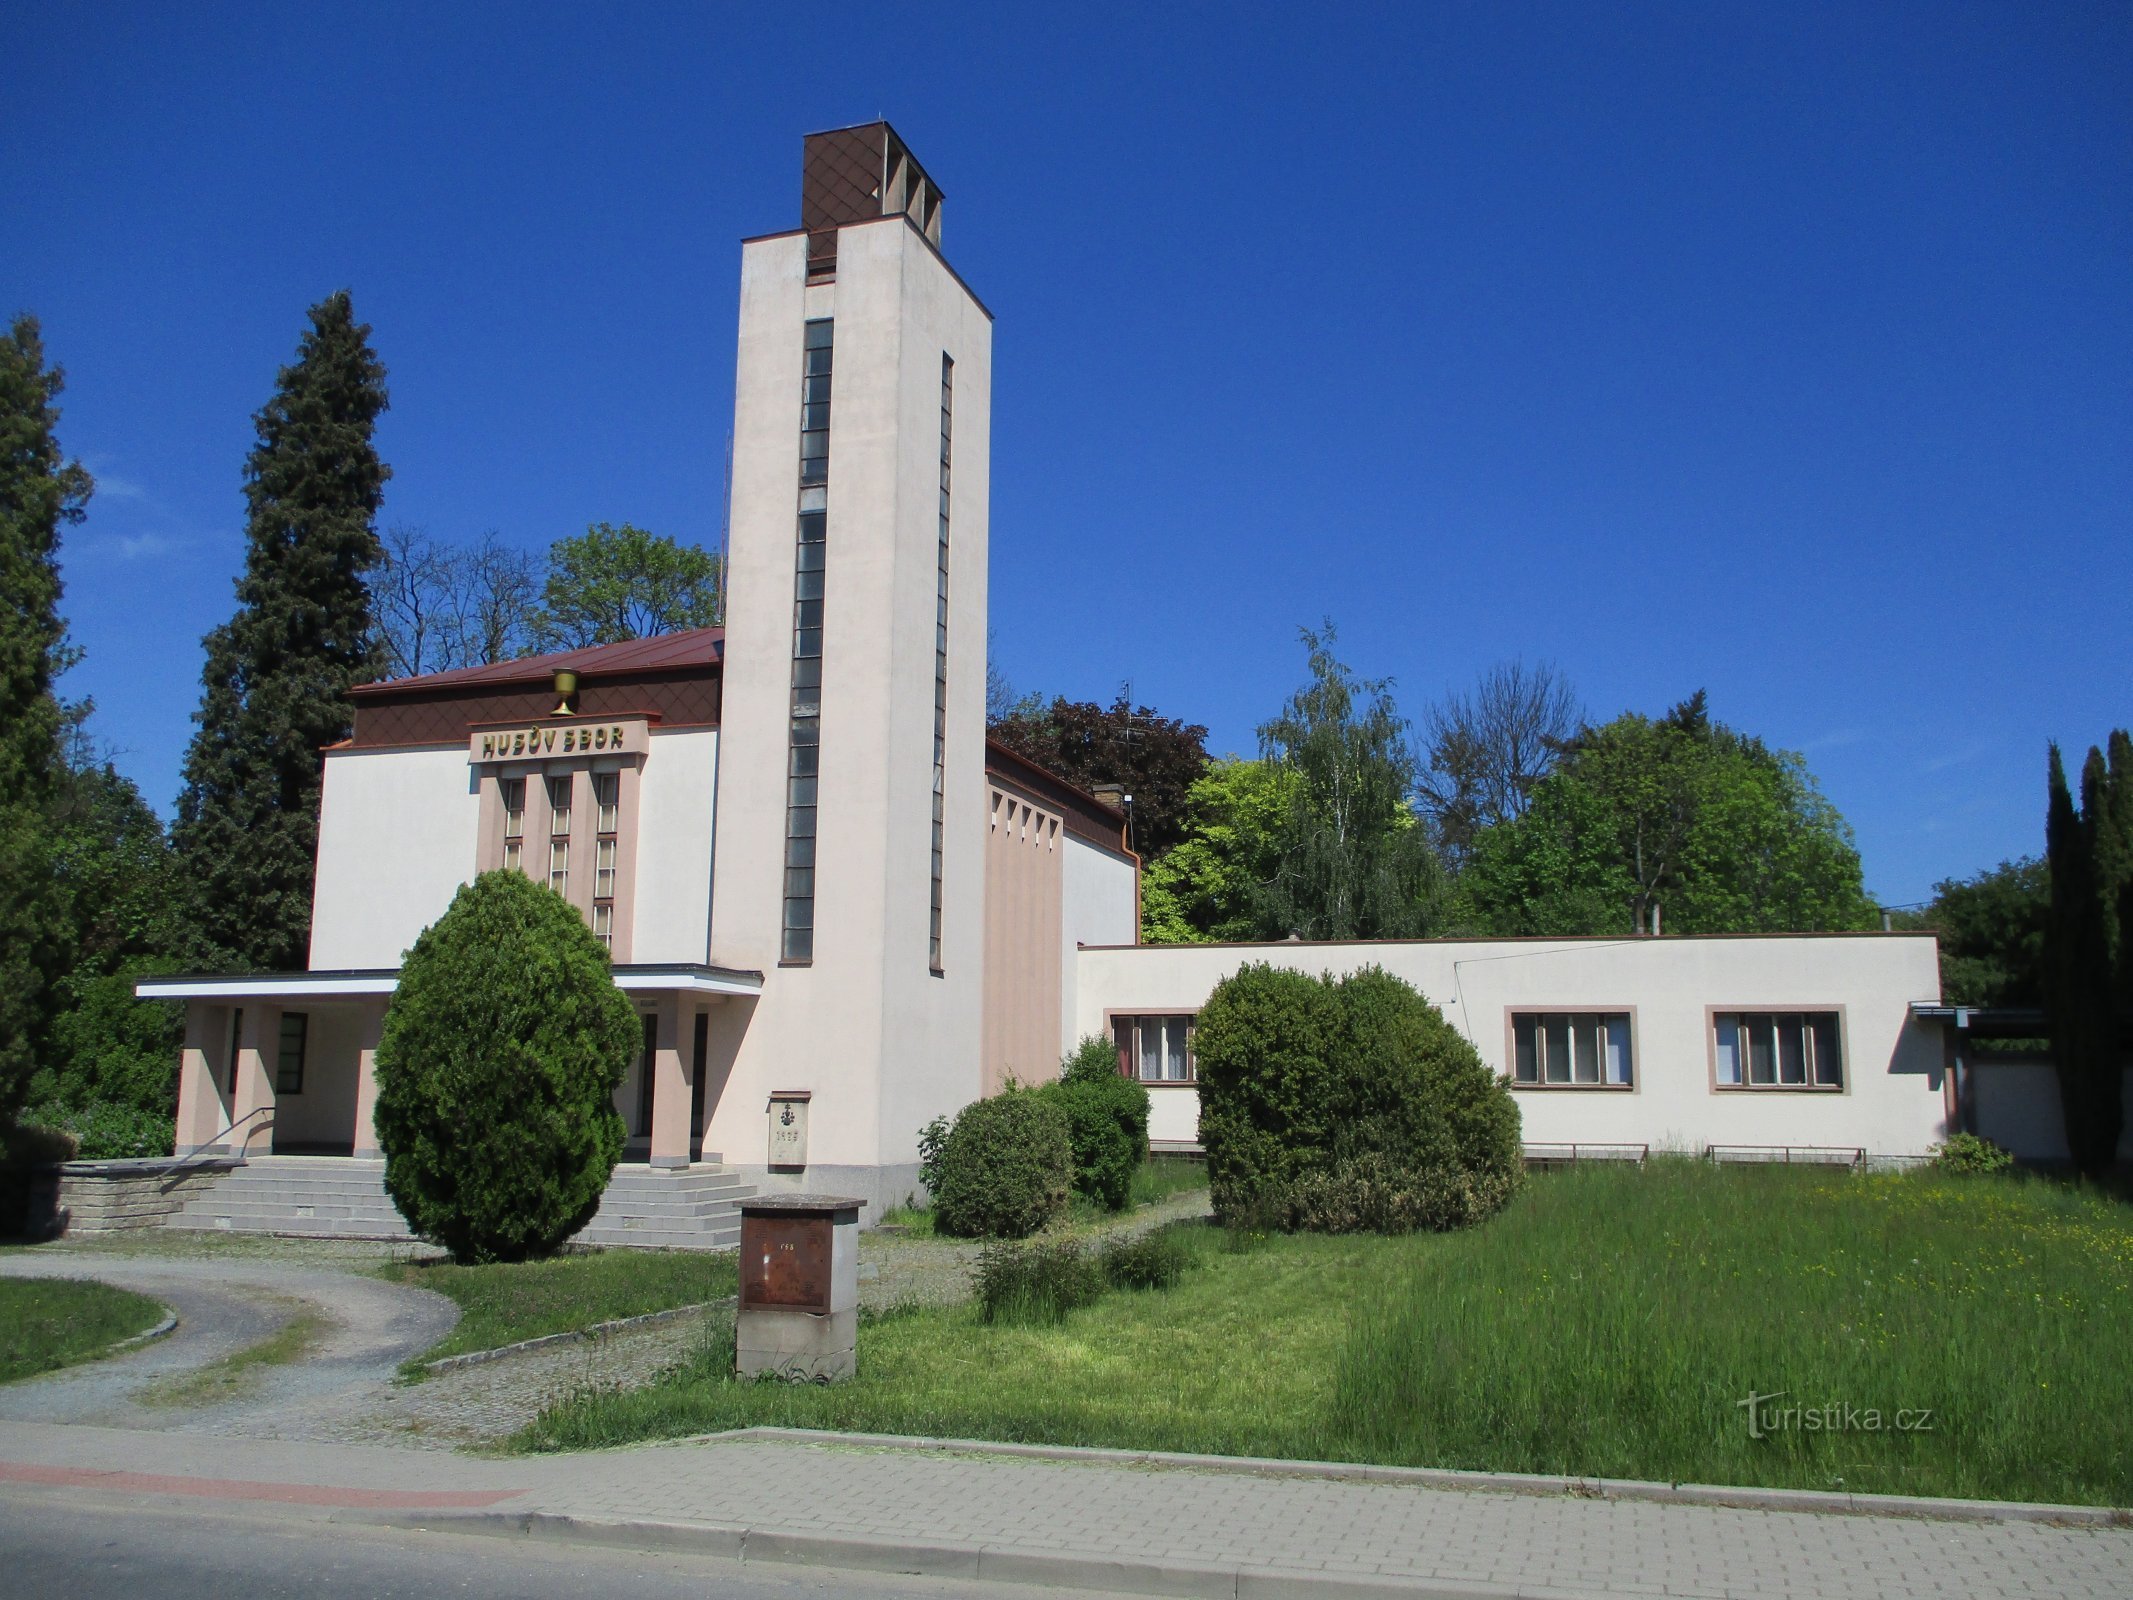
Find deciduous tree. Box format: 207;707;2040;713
174;291;389;971
1255;625;1443;941
533;522;720;649
987;689;1209;858
1418;659;1582;867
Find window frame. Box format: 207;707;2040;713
1707;1005;1849;1094
1106;1011;1198;1085
1503;1007;1639;1091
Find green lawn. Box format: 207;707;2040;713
0;1277;166;1384
517;1162;2133;1507
381;1247;738;1369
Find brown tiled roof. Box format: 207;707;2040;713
352;628;724;698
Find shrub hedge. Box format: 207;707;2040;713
1042;1035;1150;1212
1195;962;1521;1234
929;1087;1071;1238
373;871;637;1264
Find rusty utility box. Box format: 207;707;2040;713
736;1194;863;1381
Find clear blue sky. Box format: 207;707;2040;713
8;3;2128;908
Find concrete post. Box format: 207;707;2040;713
232;1002;280;1156
174;1000;228;1155
648;995;692;1168
352;1003;386;1159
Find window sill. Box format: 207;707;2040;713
1137;1079;1199;1089
1714;1083;1846;1093
1511;1082;1635;1092
777;958;813;969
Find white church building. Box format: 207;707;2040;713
138;124;1967;1241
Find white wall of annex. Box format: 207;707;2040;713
632;728;718;965
1059;837;1137;1056
1075;935;1948;1160
309;747;479;970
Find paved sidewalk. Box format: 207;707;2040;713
3;1419;2127;1599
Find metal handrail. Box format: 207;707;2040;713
154;1106;274;1187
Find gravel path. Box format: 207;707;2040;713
0;1185;1213;1451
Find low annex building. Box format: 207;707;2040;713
141;124;1976;1239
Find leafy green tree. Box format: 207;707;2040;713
1256;625;1443;940
373;871;636;1262
0;315;91;1124
1899;858;2049;1010
987;689;1210;858
25;760;189;1151
1460;693;1875;936
534;522;721;649
174;291;389;971
1139;758;1295;942
2043;739;2128;1180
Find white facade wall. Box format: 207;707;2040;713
309;746;481;970
1076;935;1949;1160
1059;837;1138;1057
631;728;719;964
707;218;993;1211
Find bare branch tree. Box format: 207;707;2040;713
372;524;452;679
370;527;545;678
444;533;544;666
1418;659;1584;866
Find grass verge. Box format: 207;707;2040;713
141;1295;324;1408
0;1277;166;1384
514;1162;2133;1507
381;1247;738;1371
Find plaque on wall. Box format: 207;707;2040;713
767;1089;811;1170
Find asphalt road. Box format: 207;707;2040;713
0;1488;1094;1600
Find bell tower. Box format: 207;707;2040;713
705;124;993;1208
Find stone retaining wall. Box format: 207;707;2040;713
56;1160;237;1234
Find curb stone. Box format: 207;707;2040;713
420;1298;734;1374
676;1426;2132;1530
108;1309;178;1354
352;1509;1569;1600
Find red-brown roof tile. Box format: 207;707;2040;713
352;627;724;698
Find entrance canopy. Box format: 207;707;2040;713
137;962;767;1005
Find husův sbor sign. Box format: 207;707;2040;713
468;718;651;763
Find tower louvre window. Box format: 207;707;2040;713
784;319;833;961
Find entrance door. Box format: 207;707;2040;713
689;1011;709;1161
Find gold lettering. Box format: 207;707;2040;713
612;725;624;748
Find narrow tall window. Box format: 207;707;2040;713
930;354;953;970
275;1012;309;1096
592;770;620;949
547;774;571;896
784;319;833;961
501;777;525;873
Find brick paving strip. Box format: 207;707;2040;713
5;1419;2130;1599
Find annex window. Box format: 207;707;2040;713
1115;1014;1194;1083
500;776;525;873
930;353;952;971
275;1011;309;1096
1714;1012;1844;1090
1511;1013;1633;1088
784;318;833;961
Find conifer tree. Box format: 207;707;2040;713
0;315;91;1122
2042;742;2126;1180
175;292;389;971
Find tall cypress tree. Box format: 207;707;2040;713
2042;742;2124;1179
0;315;92;1121
175;292;389;971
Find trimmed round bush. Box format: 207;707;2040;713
1042;1035;1151;1212
1195;961;1521;1234
930;1088;1071;1239
372;870;637;1263
1932;1132;2014;1175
